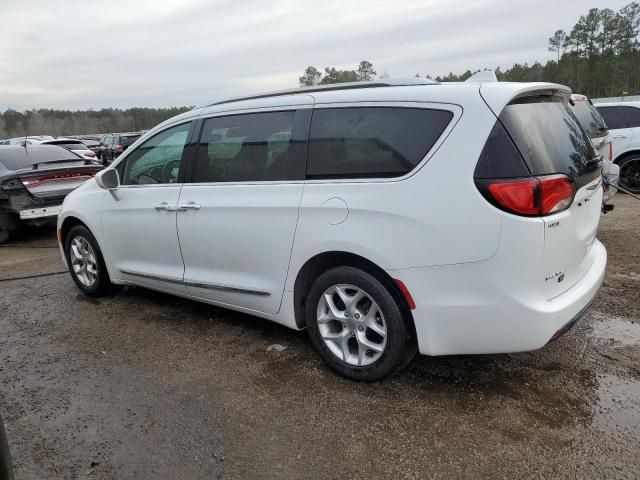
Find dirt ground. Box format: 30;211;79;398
0;195;639;479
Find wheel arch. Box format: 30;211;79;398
292;250;416;336
613;149;640;164
59;215;116;279
59;215;91;245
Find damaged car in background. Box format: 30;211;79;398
0;145;102;243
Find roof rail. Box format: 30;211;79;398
209;78;440;106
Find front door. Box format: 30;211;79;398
101;121;194;294
177;109;310;314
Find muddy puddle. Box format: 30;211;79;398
594;373;640;433
590;312;640;347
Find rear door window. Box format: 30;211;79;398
597;106;627;130
623;106;640;128
499;96;598;180
306;107;453;179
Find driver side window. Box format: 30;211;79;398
121;122;192;185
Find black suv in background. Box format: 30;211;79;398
100;133;141;164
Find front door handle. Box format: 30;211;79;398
155;202;180;211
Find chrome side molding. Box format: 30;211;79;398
119;269;270;296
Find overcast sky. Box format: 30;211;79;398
0;0;630;111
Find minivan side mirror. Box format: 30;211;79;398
95;168;119;190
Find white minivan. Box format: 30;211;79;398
58;80;607;381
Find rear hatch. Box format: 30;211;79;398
14;162;102;199
498;95;603;299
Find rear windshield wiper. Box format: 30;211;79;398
586;154;604;166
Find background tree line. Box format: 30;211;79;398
300;2;640;98
0;107;191;139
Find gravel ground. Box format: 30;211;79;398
0;194;639;479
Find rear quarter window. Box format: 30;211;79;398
306;107;453;179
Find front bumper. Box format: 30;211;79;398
388;240;607;356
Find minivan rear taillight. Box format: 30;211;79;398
114;145;124;153
477;174;575;217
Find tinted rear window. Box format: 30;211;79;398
0;145;80;170
307;107;453;179
597;106;626;129
571;100;607;138
499;96;598;180
119;135;140;146
46;142;87;150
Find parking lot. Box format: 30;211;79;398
0;195;637;479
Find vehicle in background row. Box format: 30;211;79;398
0;145;102;243
0;414;13;480
59;80;606;381
81;139;104;158
38;138;97;160
569;94;618;204
595;101;640;193
1;135;54;145
100;132;142;163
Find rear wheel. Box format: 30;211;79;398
0;230;8;244
64;225;114;296
618;155;640;194
305;266;415;381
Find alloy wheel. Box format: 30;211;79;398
69;236;98;287
316;284;387;366
620;158;640;192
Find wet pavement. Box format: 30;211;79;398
0;195;639;479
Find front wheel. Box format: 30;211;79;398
305;266;415;381
618;155;640;194
64;225;114;296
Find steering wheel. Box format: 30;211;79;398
162;159;181;182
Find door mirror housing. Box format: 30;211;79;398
95;168;119;190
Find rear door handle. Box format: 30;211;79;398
613;135;628;139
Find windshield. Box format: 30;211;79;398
499;96;599;180
571;100;607;138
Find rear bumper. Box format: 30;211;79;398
388;239;607;356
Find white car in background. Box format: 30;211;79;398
57;80;607;381
38;138;97;160
595;101;640;193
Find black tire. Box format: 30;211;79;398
0;414;14;480
305;266;415;381
0;230;8;244
64;225;114;297
618;155;640;194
